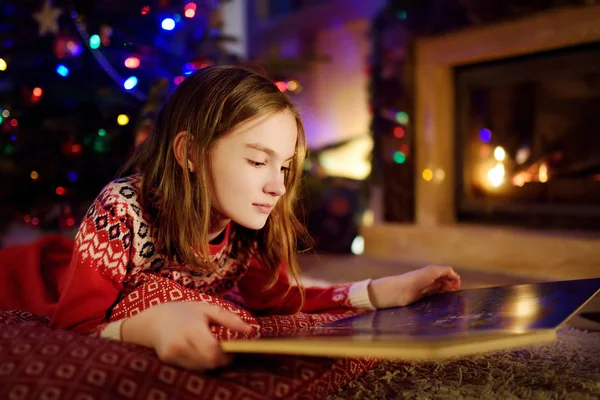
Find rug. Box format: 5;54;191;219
327;327;600;400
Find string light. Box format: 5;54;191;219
161;18;175;31
435;168;446;182
123;76;138;90
182;62;197;75
422;169;433;181
71;143;82;154
0;58;6;71
89;34;101;49
30;171;39;180
141;6;150;15
393;126;405;139
362;210;374;227
72;15;146;101
396;111;409;125
56;64;69;77
117;114;129;125
393;151;406;164
479;128;492;143
274;81;287;92
124;56;140;69
184;2;197;12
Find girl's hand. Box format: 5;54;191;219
121;301;253;371
368;265;461;308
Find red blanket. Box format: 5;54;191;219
0;237;379;399
0;235;73;317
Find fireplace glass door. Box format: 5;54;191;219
455;43;600;230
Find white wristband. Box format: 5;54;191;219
348;279;376;310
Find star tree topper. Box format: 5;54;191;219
33;0;63;36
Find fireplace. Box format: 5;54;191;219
362;5;600;280
455;43;600;230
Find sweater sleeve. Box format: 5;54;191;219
236;258;375;315
49;186;133;336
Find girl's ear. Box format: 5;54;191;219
173;131;195;171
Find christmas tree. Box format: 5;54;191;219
0;0;238;244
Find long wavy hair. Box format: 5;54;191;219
120;65;310;299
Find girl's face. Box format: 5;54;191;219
209;109;298;231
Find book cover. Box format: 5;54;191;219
223;278;600;360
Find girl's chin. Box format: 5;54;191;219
234;216;269;230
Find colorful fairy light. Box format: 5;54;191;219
422;169;433;181
393;126;405;139
89;34;101;49
274;81;287;92
124;56;140;69
123;76;138;90
393;151;406;164
161;18;175;31
117;114;130;125
396;111;409;125
479;128;492;143
56;64;69;77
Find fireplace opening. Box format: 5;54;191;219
455;42;600;231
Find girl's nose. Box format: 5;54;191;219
264;172;286;197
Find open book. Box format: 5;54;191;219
222;278;600;360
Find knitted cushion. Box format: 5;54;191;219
0;310;378;399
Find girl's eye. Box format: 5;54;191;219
247;160;266;167
281;166;291;173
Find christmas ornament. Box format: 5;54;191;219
33;0;63;36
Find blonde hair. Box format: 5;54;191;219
120;65;309;302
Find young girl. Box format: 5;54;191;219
49;65;461;371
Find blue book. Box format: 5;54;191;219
223;278;600;360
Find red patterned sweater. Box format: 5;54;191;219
49;175;374;339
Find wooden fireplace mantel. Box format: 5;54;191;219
362;5;600;280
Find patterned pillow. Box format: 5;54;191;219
0;311;378;399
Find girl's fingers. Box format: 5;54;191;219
421;280;442;296
431;265;461;281
186;323;231;369
440;279;459;292
204;305;253;333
